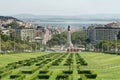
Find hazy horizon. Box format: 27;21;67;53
1;0;120;16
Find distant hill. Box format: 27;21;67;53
12;13;120;19
0;16;22;22
11;13;120;22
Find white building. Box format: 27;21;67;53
15;28;35;42
87;24;120;43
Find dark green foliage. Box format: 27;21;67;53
6;22;20;29
10;75;20;79
80;74;87;80
63;70;73;74
56;74;69;80
52;62;59;65
78;70;91;74
17;61;24;64
23;62;32;66
85;74;97;79
21;67;39;74
47;31;88;47
78;70;97;79
47;32;67;46
38;74;50;79
21;70;33;74
10;75;25;80
0;16;21;21
76;53;88;66
117;31;120;39
71;32;88;45
0;71;12;79
39;71;49;74
1;34;11;42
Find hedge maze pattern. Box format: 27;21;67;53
0;53;97;80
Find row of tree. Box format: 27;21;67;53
47;31;120;52
0;34;39;53
47;31;89;48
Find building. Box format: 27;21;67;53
35;26;64;45
87;24;120;43
15;28;35;42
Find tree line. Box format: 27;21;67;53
47;31;89;48
0;33;39;53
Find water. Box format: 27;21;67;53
32;21;114;28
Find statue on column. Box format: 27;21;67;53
67;25;73;48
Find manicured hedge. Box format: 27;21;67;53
38;74;50;79
56;74;69;80
10;75;20;79
85;74;97;79
39;70;49;74
63;70;73;74
78;70;97;79
10;74;25;80
0;71;12;79
80;74;87;80
78;70;91;74
21;67;39;74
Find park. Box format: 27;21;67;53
0;52;119;80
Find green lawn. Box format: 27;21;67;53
0;52;48;68
0;52;119;80
80;52;120;80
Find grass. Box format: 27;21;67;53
0;52;119;80
80;52;120;80
0;52;48;68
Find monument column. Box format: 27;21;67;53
67;25;73;48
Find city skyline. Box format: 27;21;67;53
0;0;120;16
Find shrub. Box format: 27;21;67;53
0;71;12;79
38;74;49;79
21;67;39;74
10;75;20;79
52;62;59;66
21;70;33;74
10;75;25;80
17;61;24;64
85;74;97;79
23;62;32;66
80;74;87;80
78;70;97;79
63;70;73;74
39;71;49;74
56;74;69;80
78;70;91;74
16;75;25;80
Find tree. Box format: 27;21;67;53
6;21;19;29
117;31;120;39
71;32;88;50
47;31;88;47
47;32;67;46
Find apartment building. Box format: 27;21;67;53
87;24;120;43
15;28;35;42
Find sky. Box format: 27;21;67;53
0;0;120;16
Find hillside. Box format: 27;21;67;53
0;16;22;22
